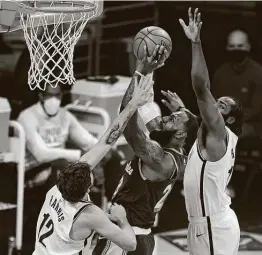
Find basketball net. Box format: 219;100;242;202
19;2;97;90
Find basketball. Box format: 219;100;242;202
133;26;172;60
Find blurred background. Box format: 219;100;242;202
0;1;262;254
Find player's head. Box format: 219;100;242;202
38;85;63;117
226;29;250;63
150;110;198;147
216;96;244;136
57;162;94;203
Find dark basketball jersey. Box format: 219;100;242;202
112;148;187;229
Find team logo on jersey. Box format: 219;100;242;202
125;162;133;175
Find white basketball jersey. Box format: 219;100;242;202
33;186;93;255
184;127;238;217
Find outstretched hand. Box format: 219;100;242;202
132;75;154;107
179;7;202;43
136;45;168;75
161;90;185;112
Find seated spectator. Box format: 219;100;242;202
17;84;98;187
212;29;262;138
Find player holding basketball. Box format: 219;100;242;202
93;46;198;255
180;8;244;255
32;76;153;255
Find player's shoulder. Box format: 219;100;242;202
225;127;238;144
164;147;186;158
164;147;187;169
74;203;104;226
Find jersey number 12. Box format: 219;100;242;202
38;213;54;247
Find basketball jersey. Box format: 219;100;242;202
183;127;238;217
33;186;93;255
112;148;187;229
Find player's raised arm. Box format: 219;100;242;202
120;47;173;171
179;7;226;140
80;76;153;170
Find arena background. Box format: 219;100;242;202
0;1;262;254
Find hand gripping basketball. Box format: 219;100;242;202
136;45;168;75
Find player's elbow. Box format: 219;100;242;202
124;239;137;251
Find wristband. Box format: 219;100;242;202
135;70;145;77
192;40;201;44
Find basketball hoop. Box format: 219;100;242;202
0;1;103;90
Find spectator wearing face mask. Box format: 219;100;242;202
17;84;98;187
212;29;262;137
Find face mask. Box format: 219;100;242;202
227;50;248;63
43;97;61;116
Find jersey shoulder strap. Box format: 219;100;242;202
73;201;93;222
164;147;187;180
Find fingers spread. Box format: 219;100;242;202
151;45;160;60
143;45;147;60
161;90;168;97
161;90;173;101
179;18;187;30
188;7;193;23
194;8;198;23
161;99;171;109
197;12;201;24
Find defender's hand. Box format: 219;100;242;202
136;45;168;75
132;76;154;107
161;90;185;112
179;7;202;43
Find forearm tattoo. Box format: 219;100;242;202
106;109;135;145
129;135;163;164
120;76;136;112
106;124;121;144
125;113;164;164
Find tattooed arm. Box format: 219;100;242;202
80;76;153;170
120;76;168;172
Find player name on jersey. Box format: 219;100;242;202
49;195;64;222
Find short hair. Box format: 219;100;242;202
227;97;244;136
57;162;92;203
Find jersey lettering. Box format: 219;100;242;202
38;213;54;247
154;183;173;213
